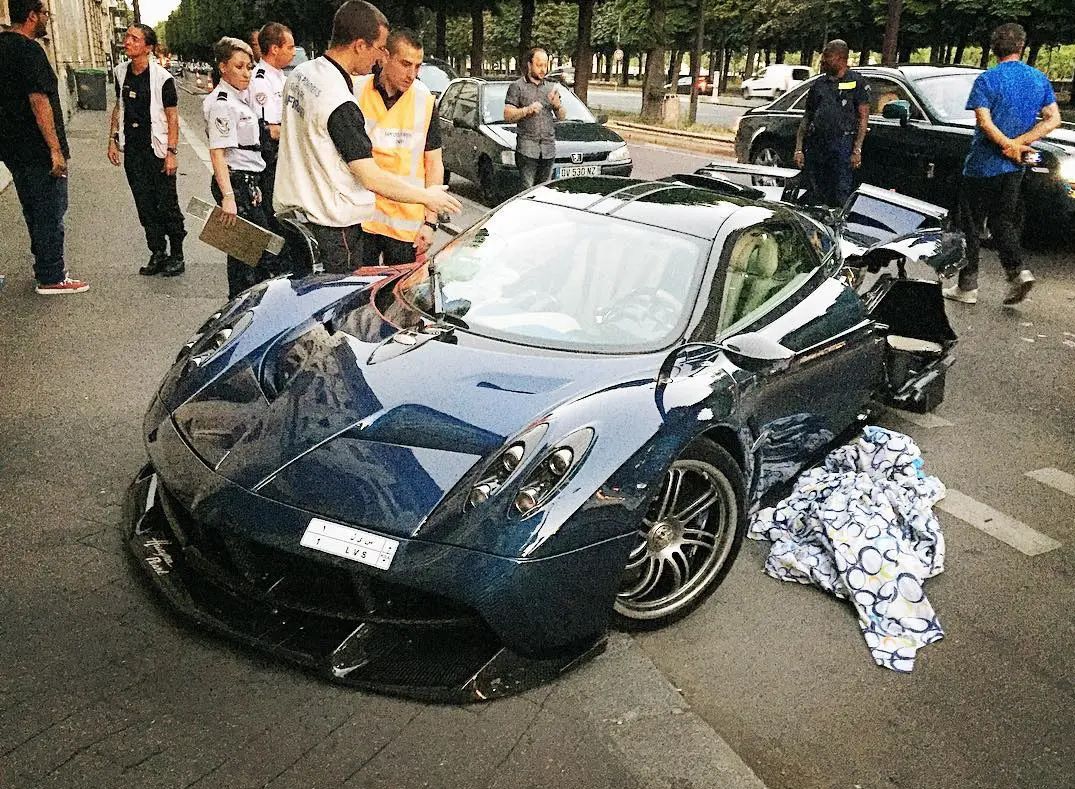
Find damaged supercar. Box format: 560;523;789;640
125;169;964;701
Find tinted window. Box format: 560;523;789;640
438;82;462;118
717;222;819;333
866;77;923;119
454;83;480;126
912;73;979;123
792;68;810;81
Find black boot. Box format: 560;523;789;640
139;251;168;276
161;255;185;276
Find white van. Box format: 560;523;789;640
741;64;813;99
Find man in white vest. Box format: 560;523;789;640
274;0;460;273
107;24;186;276
356;28;442;266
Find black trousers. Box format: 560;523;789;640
802;136;854;208
211;171;274;299
361;232;417;266
957;170;1024;291
305;223;365;274
124;144;186;258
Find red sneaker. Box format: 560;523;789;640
35;276;89;295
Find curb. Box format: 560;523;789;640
608;120;736;158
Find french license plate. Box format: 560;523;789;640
301;517;399;570
555;164;601;179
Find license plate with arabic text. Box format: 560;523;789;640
301;518;399;570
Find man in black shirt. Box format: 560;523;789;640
793;39;870;208
0;0;88;294
107;24;187;276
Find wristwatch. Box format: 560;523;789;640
423;220;438;232
167;146;179;155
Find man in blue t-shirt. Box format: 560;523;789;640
944;23;1060;307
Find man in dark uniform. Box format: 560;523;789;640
793;39;870;208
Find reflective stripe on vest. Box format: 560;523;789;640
357;79;433;242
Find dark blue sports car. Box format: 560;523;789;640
125;170;964;701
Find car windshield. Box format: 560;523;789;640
396;200;708;352
911;72;979;123
418;63;454;94
482;82;595;124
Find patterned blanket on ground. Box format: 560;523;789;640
748;426;946;672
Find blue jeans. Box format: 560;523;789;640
9;163;68;285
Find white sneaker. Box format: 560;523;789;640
1002;270;1034;306
942;285;977;304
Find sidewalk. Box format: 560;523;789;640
0;106;767;789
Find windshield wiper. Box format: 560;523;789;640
427;261;471;328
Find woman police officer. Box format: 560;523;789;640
203;37;276;298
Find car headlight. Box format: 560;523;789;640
465;423;548;511
606;144;631;163
1058;157;1075;184
511;427;595;516
500;149;516;167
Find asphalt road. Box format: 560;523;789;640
168;89;1075;788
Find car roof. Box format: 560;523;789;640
523;176;762;240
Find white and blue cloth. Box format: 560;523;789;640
748;426;946;672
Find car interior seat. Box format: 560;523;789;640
719;230;781;331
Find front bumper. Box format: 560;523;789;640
124;414;626;701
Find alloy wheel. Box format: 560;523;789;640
615;457;739;621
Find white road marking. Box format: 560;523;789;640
1026;468;1075;499
937;489;1062;556
889;408;954;428
178;116;211;172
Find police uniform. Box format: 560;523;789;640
246;60;285;224
203;79;273;298
801;69;870;207
114;59;186;268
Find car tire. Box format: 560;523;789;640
612;437;746;631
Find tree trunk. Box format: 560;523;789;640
640;0;667;122
132;0;141;24
1069;71;1075;107
666;49;679;85
719;43;731;94
1026;39;1041;67
881;0;902;66
688;1;704;125
518;0;534;73
620;49;631;86
978;34;990;69
953;35;965;65
859;44;871;65
470;6;484;76
744;40;758;81
605;50;614;80
775;47;785;64
800;43;812;66
575;0;595;102
436;7;447;60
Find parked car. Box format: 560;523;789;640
283;45;309;75
125;168;963;702
664;74;714;96
740;64;812;99
546;65;575;87
733;64;1075;241
417;56;458;97
436;76;632;203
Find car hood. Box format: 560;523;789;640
165;279;658;509
483;121;626;152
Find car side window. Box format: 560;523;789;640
454;83;480;127
867;77;923;120
792;68;810;81
717;222;819;334
786;81;813;111
439;83;461;119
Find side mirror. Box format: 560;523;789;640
881;99;911;127
596;113;608;125
718;331;793;373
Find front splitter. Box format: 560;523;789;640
124;465;605;702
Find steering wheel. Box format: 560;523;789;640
598;288;682;340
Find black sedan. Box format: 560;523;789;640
437;77;633;204
733;65;1075;242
